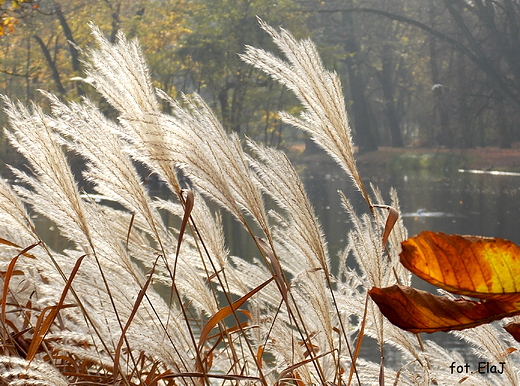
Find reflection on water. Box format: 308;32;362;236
459;168;520;176
401;209;464;218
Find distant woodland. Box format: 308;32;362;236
2;0;520;154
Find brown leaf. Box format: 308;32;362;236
347;293;368;386
369;284;520;333
504;322;520;343
400;231;520;301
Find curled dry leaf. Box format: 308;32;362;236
369;284;520;333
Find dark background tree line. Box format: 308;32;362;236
2;0;520;158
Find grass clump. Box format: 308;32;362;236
0;20;518;386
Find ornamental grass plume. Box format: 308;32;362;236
0;19;518;386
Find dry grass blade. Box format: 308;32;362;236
274;351;331;385
373;205;399;248
255;236;288;303
26;255;85;362
347;294;369;386
379;357;385;386
125;212;136;247
197;277;274;350
0;238;38;259
201;319;251;372
256;345;264;370
2;241;40;342
206;320;250;345
113;256;159;383
174;190;194;280
142;360;162;385
151;371;261;383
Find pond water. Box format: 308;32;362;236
302;153;520;256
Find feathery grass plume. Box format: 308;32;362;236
82;33;297;381
44;92;226;373
43;92;169;253
0;177;37;243
2;98;92;252
340;194;388;289
84;25;181;195
158;93;271;236
247;141;340;366
158;82;339;384
369;184;410;281
74;25;278;382
41;90;228;375
339;190;404;383
0;357;68;386
240;18;370;207
3;95;171;368
85;24;270;237
154;194;229;290
2;100;205;384
0;100;126;376
248;140;330;274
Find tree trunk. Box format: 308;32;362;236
33;35;66;96
428;0;452;147
495;96;512;148
53;1;84;96
341;7;377;153
456;51;472;148
380;48;404;147
218;84;232;132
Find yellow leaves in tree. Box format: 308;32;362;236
0;15;18;36
0;0;38;36
369;231;520;337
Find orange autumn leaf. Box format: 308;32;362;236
400;231;520;302
368;284;520;333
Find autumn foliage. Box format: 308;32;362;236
0;0;38;36
370;231;520;340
